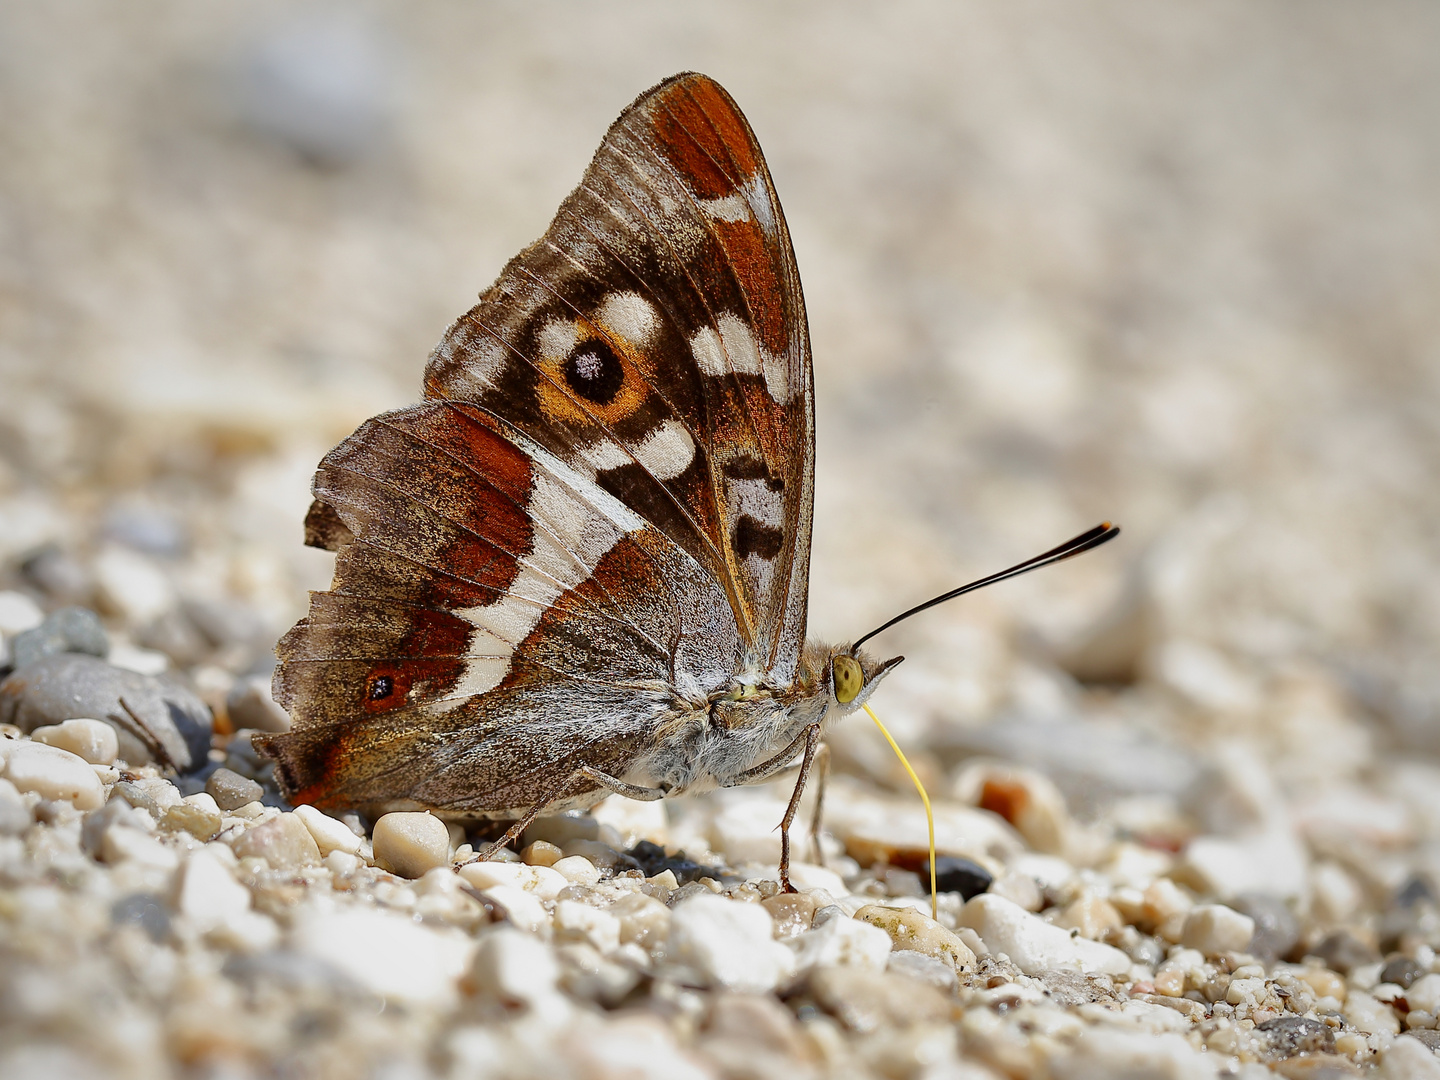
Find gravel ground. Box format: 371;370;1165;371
4;4;1440;1078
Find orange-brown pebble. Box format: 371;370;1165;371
1299;967;1347;1002
521;840;563;867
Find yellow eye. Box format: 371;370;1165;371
833;655;864;704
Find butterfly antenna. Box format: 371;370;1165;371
852;521;1120;651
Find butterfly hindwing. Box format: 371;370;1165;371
260;73;814;814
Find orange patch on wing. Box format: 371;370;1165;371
713;219;787;354
649;78;758;199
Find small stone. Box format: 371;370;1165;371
954;761;1072;855
111;892;171;942
206;768;263;811
458;859;568;900
1406;974;1440;1015
373;812;451;878
2;740;104;809
887;950;960;993
161;794;223;841
610;891;670;950
231;811;320;869
808;966;952;1033
174;847;251;932
1055;896;1125;940
291;804;364;856
521;840;563;866
481;884;549;932
789;912;893;972
102;823;179;870
554;899;621;952
1346;989;1402;1035
763;891;820;938
1231;892;1300;961
224;674;290;733
1257;1015;1337;1059
551;854;600;885
925;855;993;899
8;606;108;670
294;900;473;1007
114;776;183;815
467;925;562;1009
562;838;631;871
0;654;211;771
1181;903;1256;955
959;894;1131;976
855;904;976;971
668;893;796;992
990;870;1043;911
626;838;717;884
1314;928;1380;974
1382;955;1426;990
0;777;31;835
94;546;175;624
520;813;603;849
0;591;44;637
29;718;119;765
1379;1037;1440;1080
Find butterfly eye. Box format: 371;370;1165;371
832;654;864;704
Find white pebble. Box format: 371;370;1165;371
30;719;119;765
324;849;361;876
458;859;567;900
668;893;797;992
481;884;550;933
1407;974;1440;1015
207;910;280;953
174;847;251;932
1380;1036;1440;1080
789;912;893;973
372;811;450;878
292;899;473;1006
94;545;175;624
0;591;43;635
292;804;364;856
3;741;104;809
959;894;1131;976
469;925;562;1006
554;899;621;952
551;854;601;885
1181;903;1256;955
102;823;179;870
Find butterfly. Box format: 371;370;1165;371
255;72;1117;890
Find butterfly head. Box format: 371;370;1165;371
826;648;903;715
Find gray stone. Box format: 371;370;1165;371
1314;928;1379;975
225;675;290;733
206;767;263;810
1381;954;1426;990
0;653;211;772
1257;1015;1336;1058
9;607;109;670
1231;892;1300;961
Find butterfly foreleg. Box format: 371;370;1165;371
777;724;822;894
463;766;670;865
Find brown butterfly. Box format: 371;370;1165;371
255;73;1117;888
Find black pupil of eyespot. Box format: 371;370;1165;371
368;675;394;701
563;339;625;405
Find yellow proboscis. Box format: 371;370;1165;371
863;703;937;919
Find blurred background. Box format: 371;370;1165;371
3;1;1439;812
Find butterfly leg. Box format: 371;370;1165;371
777;724;822;894
809;741;830;867
464;765;669;865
